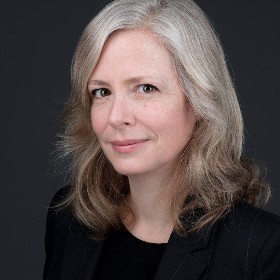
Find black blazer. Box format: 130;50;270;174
44;187;280;280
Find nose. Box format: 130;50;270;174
108;94;136;129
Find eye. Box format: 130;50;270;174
90;88;111;99
139;84;157;94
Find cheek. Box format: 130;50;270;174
165;103;196;142
90;107;105;136
145;102;191;138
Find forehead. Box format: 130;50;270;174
91;29;176;80
103;28;168;55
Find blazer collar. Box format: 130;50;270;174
154;226;214;280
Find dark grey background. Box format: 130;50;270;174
1;1;279;279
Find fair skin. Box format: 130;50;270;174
88;29;196;243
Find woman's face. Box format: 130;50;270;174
89;29;196;179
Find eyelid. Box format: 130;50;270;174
138;84;158;93
90;88;111;99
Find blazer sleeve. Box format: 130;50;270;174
43;196;54;279
43;186;71;280
253;223;280;279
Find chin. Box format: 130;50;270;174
113;167;143;177
111;162;149;177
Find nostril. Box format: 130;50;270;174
107;98;136;128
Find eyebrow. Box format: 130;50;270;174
87;75;167;87
87;80;110;87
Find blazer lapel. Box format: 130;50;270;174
59;229;211;280
154;227;214;280
60;227;103;280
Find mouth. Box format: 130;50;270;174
110;139;149;153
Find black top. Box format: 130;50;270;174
94;229;167;280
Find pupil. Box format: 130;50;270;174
144;85;152;92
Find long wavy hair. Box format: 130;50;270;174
58;0;270;239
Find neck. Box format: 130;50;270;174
123;171;175;243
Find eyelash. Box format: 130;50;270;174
138;84;158;94
90;88;111;99
89;84;158;99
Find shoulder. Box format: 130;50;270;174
212;202;280;278
217;201;280;252
49;185;72;208
47;185;84;229
222;202;280;238
45;185;88;245
46;185;72;228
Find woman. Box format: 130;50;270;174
44;0;280;279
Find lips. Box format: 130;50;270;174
110;139;148;153
111;139;147;146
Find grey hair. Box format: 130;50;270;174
59;0;270;238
